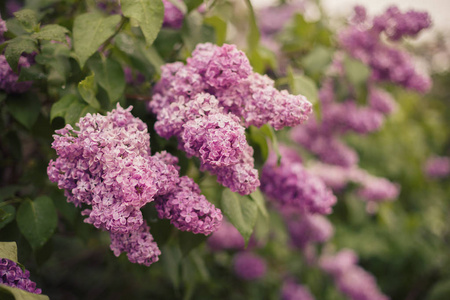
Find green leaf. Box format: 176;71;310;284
343;55;371;88
89;56;125;103
78;74;101;110
260;124;281;164
287;70;318;104
16;197;58;250
17;64;46;82
220;189;258;245
6;94;41;130
301;46;333;75
204;16;227;46
0;185;21;202
427;278;450;300
4;36;37;72
13;9;39;32
64;101;86;126
0;206;16;230
121;0;164;46
73;13;122;68
185;0;203;12
50;94;79;121
178;231;208;257
0;285;50;300
0;242;18;262
244;0;260;52
32;24;69;43
249;188;268;218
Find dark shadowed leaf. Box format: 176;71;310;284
6;94;41;130
16;197;57;250
89;56;125;103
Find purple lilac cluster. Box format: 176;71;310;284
260;146;336;215
0;258;42;294
47;105;222;266
308;162;399;203
257;1;305;36
424;156;450;179
155;176;223;235
339;6;432;92
162;0;184;29
232;252;267;280
0;15;7;44
320;249;389;300
281;279;315;300
150;43;312;194
207;220;245;251
286;213;333;249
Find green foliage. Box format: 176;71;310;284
16;197;57;250
88;55;125;104
73;13;122;68
121;0;164;46
5;94;41;130
220;189;258;245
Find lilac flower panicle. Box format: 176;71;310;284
150;43;313;194
162;0;184;29
281;280;315;300
424;156;450;178
0;14;7;43
320;250;389;300
0;258;42;294
369;88;397;114
233;252;267;280
257;1;305;36
207;221;245;251
287;214;334;249
110;222;161;267
155;176;223;235
354;171;400;202
261;146;337;215
339;6;432;92
0;55;33;94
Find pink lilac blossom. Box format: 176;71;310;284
233;252;267;280
286;213;334;249
320;250;389;300
260;146;336;215
0;15;7;44
281;279;315;300
368;87;397;114
48;105;223;265
155;176;223;235
162;0;184;29
151;43;312;194
0;55;33;94
110;222;161;267
0;258;42;294
207;220;245;251
372;6;432;41
424;156;450;178
339;6;432;92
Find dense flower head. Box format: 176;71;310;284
320;250;389;300
372;6;432;41
110;222;161;267
286;213;334;249
339;6;431;92
155;176;223;235
261;146;337;214
207;220;245;251
424;156;450;178
151;43;312;194
291;123;359;168
233;252;267;280
368;88;397;114
281;279;315;300
162;0;184;29
48;104;223;265
0;55;33;94
0;258;42;294
0;14;7;43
